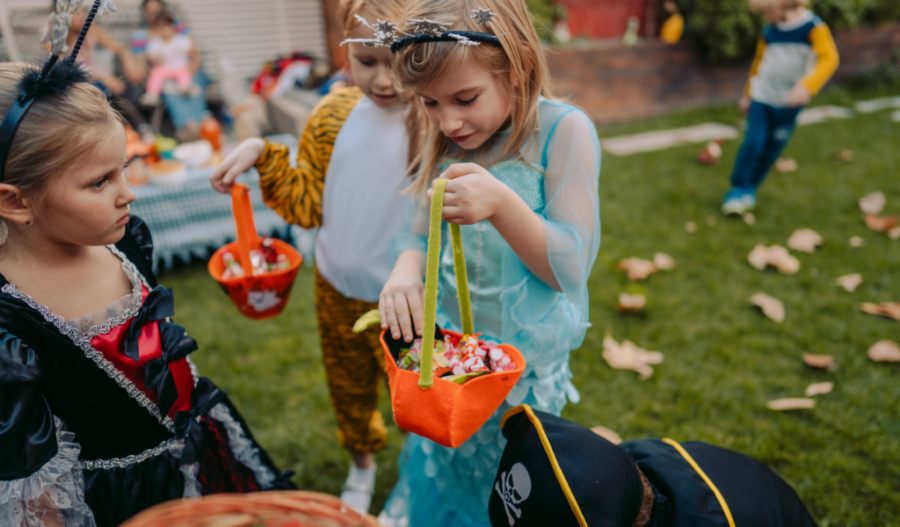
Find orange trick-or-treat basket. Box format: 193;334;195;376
209;184;302;319
369;179;526;448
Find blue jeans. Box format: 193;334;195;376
161;70;209;129
729;101;803;192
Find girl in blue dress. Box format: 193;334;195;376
375;1;601;525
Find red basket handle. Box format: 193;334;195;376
419;179;474;389
231;183;260;278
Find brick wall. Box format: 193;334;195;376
548;23;900;124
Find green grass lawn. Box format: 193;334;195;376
162;85;900;526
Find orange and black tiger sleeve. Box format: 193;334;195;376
255;86;363;229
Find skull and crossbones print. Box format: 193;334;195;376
494;462;532;525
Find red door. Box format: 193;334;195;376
558;0;651;40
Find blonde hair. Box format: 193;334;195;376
393;0;554;195
748;0;808;13
0;62;123;241
339;0;424;170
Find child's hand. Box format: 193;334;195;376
380;251;426;343
209;138;266;193
786;84;811;107
739;95;751;115
427;163;511;225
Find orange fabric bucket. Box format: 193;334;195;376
378;179;526;448
208;184;302;320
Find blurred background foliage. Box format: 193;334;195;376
674;0;900;62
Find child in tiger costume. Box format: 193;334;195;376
210;0;415;514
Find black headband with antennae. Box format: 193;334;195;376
390;31;502;53
0;0;112;182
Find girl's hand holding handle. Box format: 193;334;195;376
209;138;266;194
380;250;426;342
427;163;510;225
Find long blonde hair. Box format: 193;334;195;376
0;62;122;243
393;0;554;195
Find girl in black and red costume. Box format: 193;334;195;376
0;3;291;526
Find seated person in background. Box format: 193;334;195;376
141;11;199;105
490;405;818;527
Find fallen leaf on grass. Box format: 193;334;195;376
864;214;900;233
860;302;900;321
804;382;834;397
787;229;823;253
685;221;697;233
868;340;900;362
849;236;866;248
653;253;676;270
775;158;798;173
706;215;717;227
618;293;646;312
591;426;623;445
802;353;835;370
750;293;785;323
833;150;854;162
835;274;862;292
767;398;816;411
890;226;900;240
748;245;800;274
618;258;657;281
602;332;664;380
743;213;756;225
859;191;886;215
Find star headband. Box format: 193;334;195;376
340;8;502;53
0;0;117;181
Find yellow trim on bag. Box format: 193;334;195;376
501;405;588;527
662;438;736;527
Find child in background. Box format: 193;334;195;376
141;11;197;105
209;0;413;514
721;0;838;215
376;0;601;525
0;61;290;527
660;0;683;44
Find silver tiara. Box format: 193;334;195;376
340;8;500;49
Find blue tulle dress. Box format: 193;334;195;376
379;100;602;527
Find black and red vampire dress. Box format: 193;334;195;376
0;217;292;527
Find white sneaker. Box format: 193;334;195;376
341;463;376;515
721;197;748;216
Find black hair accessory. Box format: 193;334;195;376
390;31;502;53
0;0;116;181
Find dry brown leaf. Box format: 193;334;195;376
889;226;900;240
706;215;717;227
868;340;900;362
859;191;886;215
775;158;798;173
767;398;816;411
618;258;658;281
602;332;664;380
748;245;800;274
864;214;900;233
743;213;756;225
804;382;834;397
787;229;823;253
591;426;623;445
617;293;646;313
750;293;785;323
835;273;862;292
653;253;676;270
860;302;900;321
849;236;866;248
685;221;697;233
802;353;835;369
833;150;854;162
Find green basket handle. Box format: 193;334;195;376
419;178;474;389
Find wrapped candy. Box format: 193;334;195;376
222;237;292;278
398;333;517;381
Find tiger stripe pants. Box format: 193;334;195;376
315;270;387;455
